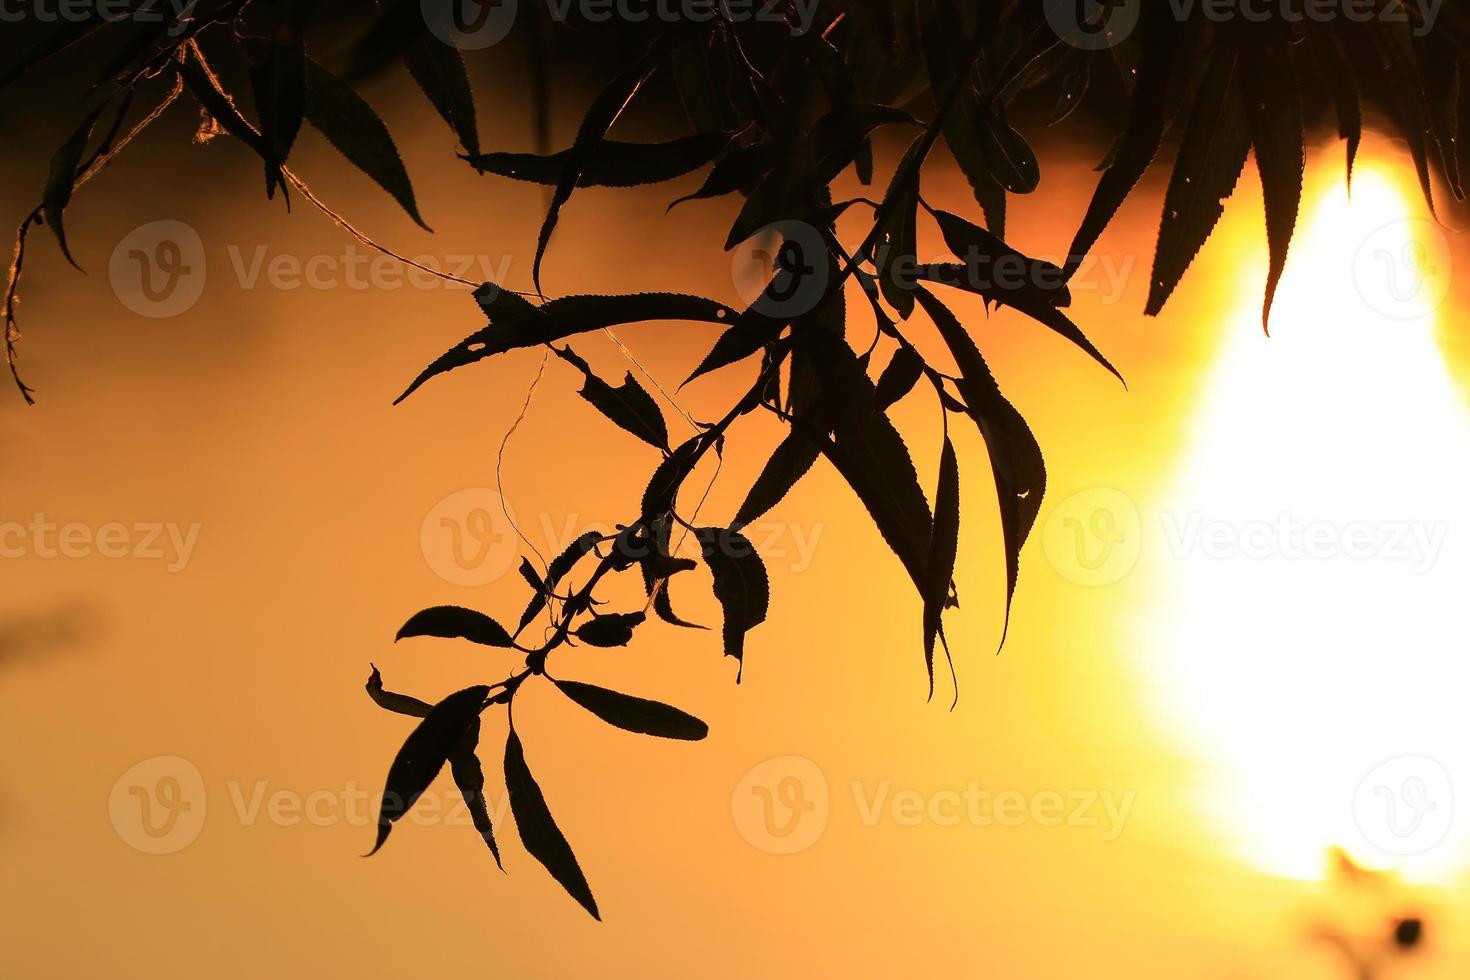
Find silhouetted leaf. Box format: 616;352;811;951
640;535;702;629
684;306;785;385
873;346;925;412
918;209;1122;385
365;664;431;717
1369;22;1439;213
667;142;778;209
520;531;602;631
1064;7;1179;277
923;435;959;691
553;346;670;452
926;204;1073;309
369;684;489;855
180;57;275;169
448;719;502;868
574;611;646;648
397;289;734;403
248;3;309;198
1237;21;1304;330
914;287;1043;645
874;136;924;318
42;104;105;269
534;42;667;291
671;29;740;133
1146;48;1251;317
504;728;599;919
725;103;917;248
468;132;731;187
978;105;1039;194
807;28;873;183
1310;31;1361;188
699;527;769;673
918;0;1006;236
396;606;515;648
552;679;707;739
783;329;933;592
403;33;479;157
641;433;705;522
302;57;428;229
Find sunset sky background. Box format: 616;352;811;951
3;49;1470;977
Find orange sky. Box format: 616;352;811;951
2;62;1470;977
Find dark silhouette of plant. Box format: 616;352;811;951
5;0;1465;917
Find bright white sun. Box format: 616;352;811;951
1146;160;1470;884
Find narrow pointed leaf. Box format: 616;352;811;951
403;33;479;157
915;287;1043;645
534;46;664;292
923;436;960;690
699;527;770;672
553;679;708;740
504;729;600;919
42;104;105;269
1238;23;1303;330
302;58;428;229
397;290;733;403
873;136;924;318
1310;32;1361;188
1064;7;1179;277
553;346;669;452
448;719;502;868
520;530;602;632
1146;48;1251;316
468;132;730;187
369;684;489;855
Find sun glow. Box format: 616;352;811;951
1147;158;1470;884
